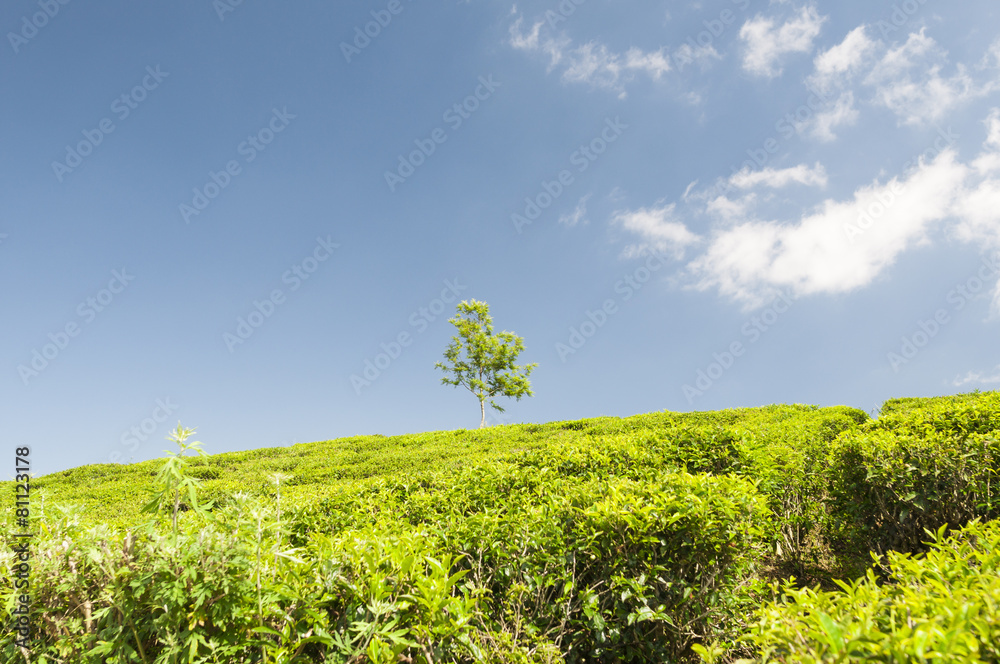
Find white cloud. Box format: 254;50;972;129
865;30;995;126
560;42;625;88
986;107;1000;149
740;5;826;78
706;193;756;220
980;38;1000;73
559;194;591;227
688;150;967;308
672;42;722;71
953;366;1000;387
951;111;1000;259
508;16;541;51
681;181;699;202
611;112;1000;314
509;15;670;97
866;29;938;81
872;66;979;126
624;47;672;79
808;91;859;141
613;203;700;258
681;114;1000;309
968;109;1000;175
952;176;1000;247
729;162;828;189
798;28;1000;138
809;25;877;95
509;17;568;71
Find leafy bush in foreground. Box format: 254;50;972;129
512;404;867;572
297;462;773;662
5;393;1000;663
826;393;1000;559
736;518;1000;663
1;458;772;662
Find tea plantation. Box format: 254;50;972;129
2;392;999;662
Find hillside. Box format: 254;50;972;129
3;393;999;663
17;403;866;531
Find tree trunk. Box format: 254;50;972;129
480;399;486;428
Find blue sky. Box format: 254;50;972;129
4;0;1000;477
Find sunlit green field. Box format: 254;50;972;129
3;392;999;662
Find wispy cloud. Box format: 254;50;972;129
689;150;965;308
509;15;671;97
953;365;1000;387
612;203;701;258
808;91;859;142
865;30;991;126
809;25;878;95
672;42;722;71
559;194;591;227
799;27;1000;138
615;109;1000;312
740;4;826;78
729;163;828;189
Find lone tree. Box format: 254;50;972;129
435;299;537;428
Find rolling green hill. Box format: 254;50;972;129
16;403;866;531
2;393;999;663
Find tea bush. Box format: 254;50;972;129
1;463;772;662
739;518;1000;662
4;393;999;662
826;394;1000;559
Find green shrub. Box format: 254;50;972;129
451;471;772;662
736;518;1000;663
0;514;262;662
296;459;774;663
725;406;866;568
23;396;1000;663
826;426;1000;558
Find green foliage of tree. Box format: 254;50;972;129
435;299;537;428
